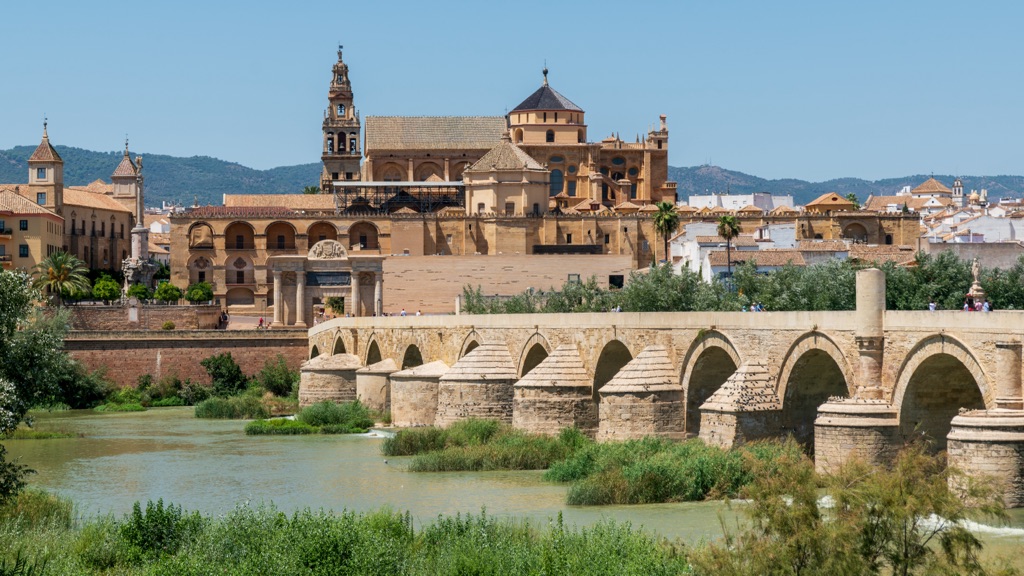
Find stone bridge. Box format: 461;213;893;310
305;270;1024;506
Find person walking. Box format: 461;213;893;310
928;300;936;311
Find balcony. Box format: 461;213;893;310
0;254;12;265
0;228;11;238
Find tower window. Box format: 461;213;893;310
350;137;357;152
36;168;45;179
543;112;547;122
36;192;46;205
20;220;28;231
546;130;554;143
338;104;345;116
566;233;573;244
550;169;563;196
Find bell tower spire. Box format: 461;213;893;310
321;45;362;190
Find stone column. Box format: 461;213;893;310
351;271;361;317
271;270;283;327
854;268;886;399
294;271;307;328
374;273;382;316
995;341;1023;410
443;158;450;181
407;159;415;181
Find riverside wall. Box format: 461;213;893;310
65;330;308;388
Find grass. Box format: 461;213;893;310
383;420;590;472
0;499;690;575
545;437;803;505
93;403;146;413
0;489;74;532
245;400;375;435
193;396;269;420
3;426;82;440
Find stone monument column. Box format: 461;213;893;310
350;271;361;317
272;270;283;327
854;268;886;398
374;273;382;316
996;341;1023;410
295;270;307;328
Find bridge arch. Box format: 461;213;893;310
332;333;348;355
365;336;383;366
892;334;989;451
776;331;853;451
459;331;482;359
593;339;633;401
401;343;424;369
310;345;321;360
681;330;741;437
518;333;552;378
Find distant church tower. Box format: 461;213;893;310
952;177;964;207
320;45;362;191
26;120;64;215
111;138;141;213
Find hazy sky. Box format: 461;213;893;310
3;1;1022;181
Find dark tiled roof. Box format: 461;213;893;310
185;206;299;219
512;84;583;112
365;116;506;151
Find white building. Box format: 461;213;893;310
685;192;794;212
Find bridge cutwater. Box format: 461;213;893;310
305;269;1024;507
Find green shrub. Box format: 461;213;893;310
320;423;371;434
91;274;121;303
154;282;183;303
126;283;152;300
0;549;48;576
4;427;80;440
120;499;204;560
184;281;213;303
149;396;185;407
297;400;373;429
200;352;250;397
256;354;299;397
161;321;175;330
94;403;146;413
74;516;123;570
244;418;317;435
194;396;268;419
0;488;73;531
136;374;153;392
0;446;34;507
49;363;113;409
178;379;210;405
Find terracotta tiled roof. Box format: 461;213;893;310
466;138;543;171
613;201;641;212
75;180;114;194
63;187;132;213
806;192;855;209
392;207;418;215
708;249;805;267
511;83;583;112
638;204;659;213
769;205;798;215
365;116;506;151
695;235;757;246
797;239;849;251
863;195;952;212
738;204;764;213
148;241;169;255
28;134;62;162
223;194;336;210
911;177;952;196
185;206;299;219
112;152;138;177
674;204;697;213
573;199;600;211
0;189;59;216
848;244;915;264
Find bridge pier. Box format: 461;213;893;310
813;399;900;474
597;346;685;441
698;362;783;449
947;340;1024;507
356;358;398;414
436;344;517;426
390;360;449;427
298;353;362;407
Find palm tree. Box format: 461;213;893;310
652;201;680;264
32;251;91;306
716;215;741;278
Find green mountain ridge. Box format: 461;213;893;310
2;145;1022;208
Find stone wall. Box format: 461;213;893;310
383;254;633;314
68;305;221;331
65;330;308;388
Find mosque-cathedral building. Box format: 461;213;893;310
168;47;917;321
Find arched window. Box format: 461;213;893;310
327;132;334;154
349;136;357;153
550;169;563;196
546;130;554;143
513;128;524;144
337;104;345;116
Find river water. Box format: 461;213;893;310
7;407;1024;563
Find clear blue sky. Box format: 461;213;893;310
2;1;1022;182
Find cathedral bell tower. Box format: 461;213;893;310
320;45;362;191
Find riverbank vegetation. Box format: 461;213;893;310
245;400;375;435
382;420;587;472
464;252;1024;314
192;353;300;419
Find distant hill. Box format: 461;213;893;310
668;165;1024;206
0;145;321;208
3;144;1022;208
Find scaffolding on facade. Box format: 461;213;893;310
329;181;465;215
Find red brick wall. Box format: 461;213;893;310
68;305;222;331
65;330;309;388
